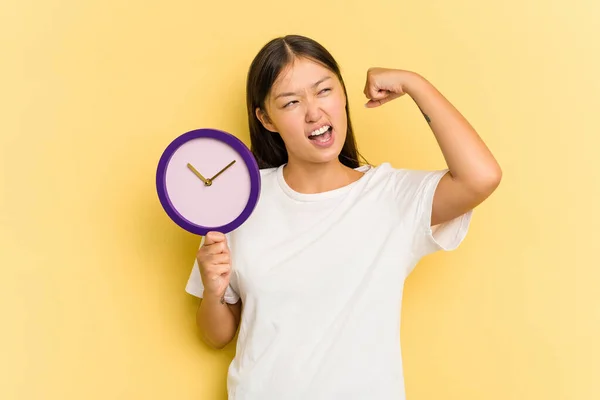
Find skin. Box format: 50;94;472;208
362;66;502;225
256;57;365;194
196;57;502;349
195;231;240;349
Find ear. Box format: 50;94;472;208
255;107;277;133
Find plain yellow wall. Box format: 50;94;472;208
1;0;598;399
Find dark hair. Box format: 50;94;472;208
246;34;367;169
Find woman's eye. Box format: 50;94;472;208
282;90;330;108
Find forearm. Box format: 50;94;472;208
196;295;239;349
404;72;502;192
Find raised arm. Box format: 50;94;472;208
364;68;502;225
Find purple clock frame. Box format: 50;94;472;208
156;128;261;236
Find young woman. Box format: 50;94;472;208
186;35;501;399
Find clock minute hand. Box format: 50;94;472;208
209;160;236;181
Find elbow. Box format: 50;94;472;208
196;319;234;350
483;162;502;188
461;163;502;200
475;163;502;197
212;336;235;350
200;330;232;350
209;341;228;350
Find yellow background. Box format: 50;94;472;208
1;0;597;399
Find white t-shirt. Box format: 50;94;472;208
186;162;472;400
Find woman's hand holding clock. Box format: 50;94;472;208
196;231;232;303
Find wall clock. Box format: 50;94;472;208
156;128;261;235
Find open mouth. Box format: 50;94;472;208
308;125;333;144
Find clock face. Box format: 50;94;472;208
156;129;261;235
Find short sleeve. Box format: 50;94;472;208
393;168;473;260
185;234;241;304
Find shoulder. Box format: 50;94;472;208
365;162;448;199
256;166;279;194
361;161;425;185
362;161;421;178
369;161;441;179
259;166;278;179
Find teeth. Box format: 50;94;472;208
309;125;331;136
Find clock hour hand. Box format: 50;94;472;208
208;160;236;182
187;163;209;185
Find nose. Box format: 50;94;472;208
304;98;322;123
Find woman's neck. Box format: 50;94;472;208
282;159;364;194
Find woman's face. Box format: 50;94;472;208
256;57;348;166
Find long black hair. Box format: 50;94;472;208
246;34;368;169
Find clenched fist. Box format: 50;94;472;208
196;231;232;301
363;67;419;108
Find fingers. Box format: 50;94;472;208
365;92;402;108
204;231;227;246
363;67;404;108
197;231;231;273
207;264;231;281
198;250;231;282
364;83;387;99
363;82;382;100
363;79;392;105
197;232;232;295
202;231;229;255
197;249;230;267
363;68;376;97
363;68;387;99
204;241;229;255
206;252;230;265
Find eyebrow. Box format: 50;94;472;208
274;76;332;100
